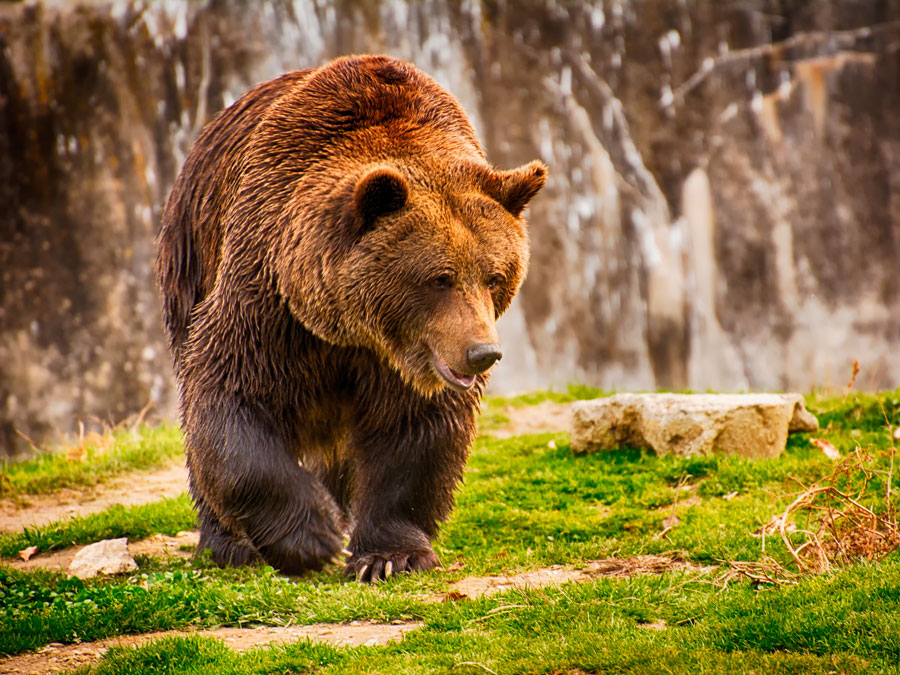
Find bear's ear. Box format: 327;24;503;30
351;167;408;234
485;161;548;217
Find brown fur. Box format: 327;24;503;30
156;55;545;580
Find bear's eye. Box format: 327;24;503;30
430;274;454;290
486;274;504;291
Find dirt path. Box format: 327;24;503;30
487;401;571;438
0;621;423;675
0;462;189;532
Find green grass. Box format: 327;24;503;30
2;390;900;673
53;559;900;674
483;382;608;409
0;424;183;498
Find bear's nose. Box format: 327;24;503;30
466;344;503;373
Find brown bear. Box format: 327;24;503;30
155;55;546;582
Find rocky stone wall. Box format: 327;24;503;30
2;0;899;454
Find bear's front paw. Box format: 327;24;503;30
346;547;440;583
257;519;344;576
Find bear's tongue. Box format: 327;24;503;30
434;354;476;390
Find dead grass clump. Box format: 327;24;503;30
724;445;899;585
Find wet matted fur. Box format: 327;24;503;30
156;55;546;581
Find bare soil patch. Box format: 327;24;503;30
487;401;571;438
0;462;189;532
0;621;423;675
445;555;712;600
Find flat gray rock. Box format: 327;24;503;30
570;393;818;458
68;537;138;579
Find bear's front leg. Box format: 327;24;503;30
186;398;344;575
346;394;474;582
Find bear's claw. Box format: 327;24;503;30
347;548;440;583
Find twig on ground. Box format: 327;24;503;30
718;557;800;586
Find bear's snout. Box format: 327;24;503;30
431;340;501;391
466;343;502;373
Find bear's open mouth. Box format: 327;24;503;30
433;354;476;390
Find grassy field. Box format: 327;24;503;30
0;424;183;499
2;390;900;673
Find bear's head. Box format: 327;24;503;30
267;55;546;395
333;159;546;395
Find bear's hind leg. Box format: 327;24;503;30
195;494;262;567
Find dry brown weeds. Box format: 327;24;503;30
723;441;899;586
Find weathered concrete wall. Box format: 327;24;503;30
2;1;900;454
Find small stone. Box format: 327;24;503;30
788;402;819;433
570;393;819;459
68;538;138;579
640;619;668;631
18;544;38;561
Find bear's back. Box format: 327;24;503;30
156;69;314;366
